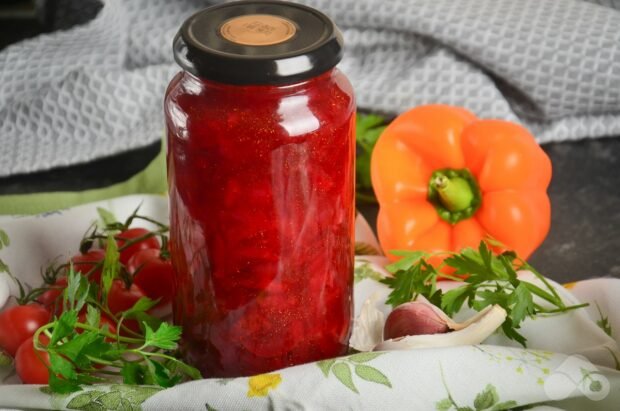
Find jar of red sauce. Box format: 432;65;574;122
165;0;355;377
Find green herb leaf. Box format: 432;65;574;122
146;359;180;388
381;240;587;347
441;285;474;316
49;351;77;380
166;359;202;380
121;362;147;385
382;259;442;308
84;305;100;328
122;296;159;319
385;250;426;272
48;372;81;394
51;310;78;345
54;331;99;363
143;322;182;351
509;283;535;326
97;207;118;228
101;235;120;299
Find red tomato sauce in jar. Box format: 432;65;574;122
165;1;355;377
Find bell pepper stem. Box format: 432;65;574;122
427;168;481;224
433;176;475;212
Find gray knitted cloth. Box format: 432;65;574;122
1;0;619;177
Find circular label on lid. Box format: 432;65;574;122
220;14;297;46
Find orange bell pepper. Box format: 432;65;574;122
371;104;551;262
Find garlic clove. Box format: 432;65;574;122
349;291;386;352
383;302;449;340
374;305;507;351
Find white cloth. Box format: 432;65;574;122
1;0;620;177
0;195;619;410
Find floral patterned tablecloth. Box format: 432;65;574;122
0;195;618;410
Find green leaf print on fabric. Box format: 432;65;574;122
54;385;162;411
316;353;391;394
437;365;518;411
354;364;391;388
349;352;383;363
333;363;358;393
354;261;383;283
0;228;9;249
317;359;336;377
595;302;612;337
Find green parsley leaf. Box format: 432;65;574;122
101;235;120;298
383;240;587;347
385;250;427;272
122;296;159;319
51;310;78;345
97;207;118;228
121;362;147;385
509;283;535;326
49;351;77;380
48;372;81;394
166;359;202;380
143;323;182;351
84;305;101;328
146;359;180;388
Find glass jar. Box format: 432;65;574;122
165;1;355;377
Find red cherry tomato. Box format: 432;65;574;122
0;304;50;357
36;277;68;315
127;248;161;274
15;334;51;384
71;249;106;283
128;250;176;305
116;228;160;266
107;279;146;315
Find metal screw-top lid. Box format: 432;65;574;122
173;0;343;85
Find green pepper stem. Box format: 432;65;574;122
433;176;475;212
427;168;482;224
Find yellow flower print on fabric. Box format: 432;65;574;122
247;373;282;397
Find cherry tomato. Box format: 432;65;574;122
0;304;50;357
71;249;106;283
36;277;68;315
15;334;51;384
127;248;160;274
116;228;160;266
128;250;175;305
107;279;146;315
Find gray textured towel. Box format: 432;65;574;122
0;0;619;177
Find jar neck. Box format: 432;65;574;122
183;68;338;94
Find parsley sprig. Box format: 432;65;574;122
27;210;200;394
381;241;588;347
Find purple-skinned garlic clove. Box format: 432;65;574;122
383;301;449;340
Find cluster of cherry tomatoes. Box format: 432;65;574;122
0;227;175;384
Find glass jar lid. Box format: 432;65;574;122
173;0;343;85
